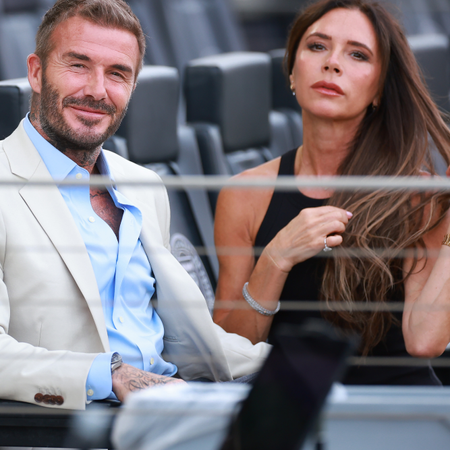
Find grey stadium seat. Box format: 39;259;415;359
184;51;293;175
0;0;52;80
116;65;219;307
269;48;303;151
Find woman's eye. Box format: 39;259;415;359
351;51;369;61
308;42;326;51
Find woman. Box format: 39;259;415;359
213;0;450;385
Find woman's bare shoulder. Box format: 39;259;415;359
215;158;281;244
234;157;281;180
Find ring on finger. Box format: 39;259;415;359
323;236;332;252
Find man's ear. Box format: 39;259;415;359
27;54;43;94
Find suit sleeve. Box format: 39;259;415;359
0;208;100;410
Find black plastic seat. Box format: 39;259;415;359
269;48;303;152
116;65;219;306
0;77;32;139
184;51;293;177
0;0;52;80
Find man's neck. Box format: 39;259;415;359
29;110;101;174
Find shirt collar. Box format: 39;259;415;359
23;114;113;181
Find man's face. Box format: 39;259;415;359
30;16;140;151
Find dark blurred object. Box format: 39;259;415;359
408;33;450;113
220;319;358;450
0;77;31;140
0;399;118;448
128;0;246;72
0;0;52;80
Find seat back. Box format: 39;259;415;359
0;0;50;80
269;48;303;152
184;51;281;178
0;77;31;139
158;0;246;73
126;0;177;67
116;65;218;305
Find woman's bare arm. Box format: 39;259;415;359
403;209;450;358
213;163;283;343
213;161;351;344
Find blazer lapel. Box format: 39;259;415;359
4;123;109;351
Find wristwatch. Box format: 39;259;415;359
111;352;123;373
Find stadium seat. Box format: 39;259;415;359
269;48;303;152
0;77;32;139
0;0;52;80
116;65;219;305
184;51;293;179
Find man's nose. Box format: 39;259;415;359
84;70;107;100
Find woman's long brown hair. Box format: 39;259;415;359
285;0;450;355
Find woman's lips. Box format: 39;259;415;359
311;81;344;96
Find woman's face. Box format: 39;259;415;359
290;8;382;123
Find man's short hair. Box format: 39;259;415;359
35;0;146;72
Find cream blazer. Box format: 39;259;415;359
0;122;269;410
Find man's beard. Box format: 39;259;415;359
39;74;128;152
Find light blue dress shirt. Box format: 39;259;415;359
23;117;177;401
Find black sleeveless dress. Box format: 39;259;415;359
254;149;441;386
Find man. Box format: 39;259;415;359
0;0;269;410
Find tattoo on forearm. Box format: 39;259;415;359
113;364;180;395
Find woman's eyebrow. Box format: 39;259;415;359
306;32;374;56
307;32;331;41
348;40;374;56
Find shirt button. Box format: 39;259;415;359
88;216;95;223
119;316;124;323
150;358;154;365
76;173;82;179
87;389;94;397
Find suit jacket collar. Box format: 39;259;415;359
3;122;110;351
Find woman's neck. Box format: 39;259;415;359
296;112;361;177
294;112;362;199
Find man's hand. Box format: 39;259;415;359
112;363;186;402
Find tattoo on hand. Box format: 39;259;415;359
112;364;183;400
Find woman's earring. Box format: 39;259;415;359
290;85;295;96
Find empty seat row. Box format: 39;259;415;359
0;0;245;79
0;0;449;119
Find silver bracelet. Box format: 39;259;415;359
242;282;280;316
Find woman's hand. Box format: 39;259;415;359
264;205;353;273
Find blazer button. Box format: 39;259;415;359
42;394;52;404
55;396;64;406
34;393;44;403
